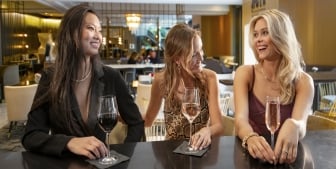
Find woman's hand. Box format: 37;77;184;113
274;119;299;164
67;136;108;160
190;127;212;150
246;136;275;164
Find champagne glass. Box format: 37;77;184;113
97;95;119;165
181;88;201;153
265;96;280;149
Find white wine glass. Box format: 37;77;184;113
181;88;201;153
265;96;280;149
97;95;119;165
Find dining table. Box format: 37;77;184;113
1;130;335;169
107;63;165;72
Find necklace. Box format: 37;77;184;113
72;69;92;83
260;67;276;83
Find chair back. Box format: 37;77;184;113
135;83;166;141
318;81;336;110
221;115;235;136
109;121;127;144
135;83;152;116
318;81;336;97
5;84;38;121
329;101;336;118
220;93;231;116
3;64;20;86
138;75;152;84
203;58;231;74
145;118;166;141
123;69;136;93
0;64;20;100
307;115;336;131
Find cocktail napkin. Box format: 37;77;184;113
86;150;129;169
173;141;209;157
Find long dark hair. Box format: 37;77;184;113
32;4;99;133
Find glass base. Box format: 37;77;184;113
99;153;118;165
183;144;199;154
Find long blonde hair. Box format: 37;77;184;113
249;9;304;104
163;24;207;107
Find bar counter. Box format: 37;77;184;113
1;130;335;169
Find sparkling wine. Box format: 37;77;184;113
182;103;201;123
265;102;280;133
98;113;118;132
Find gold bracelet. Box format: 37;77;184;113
242;132;259;149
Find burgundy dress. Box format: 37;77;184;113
248;66;294;136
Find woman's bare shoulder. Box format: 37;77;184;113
235;64;255;79
203;68;217;79
236;64;254;73
296;71;314;88
299;71;313;82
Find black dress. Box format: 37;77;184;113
22;63;144;156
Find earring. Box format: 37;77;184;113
177;64;181;73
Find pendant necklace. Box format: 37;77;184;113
72;69;92;83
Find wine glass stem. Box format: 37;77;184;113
271;133;274;149
106;132;111;158
189;122;192;146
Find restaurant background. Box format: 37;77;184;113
1;0;336;68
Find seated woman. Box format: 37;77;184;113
22;4;144;160
234;9;314;165
144;24;224;150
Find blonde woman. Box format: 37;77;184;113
234;9;314;164
144;24;224;150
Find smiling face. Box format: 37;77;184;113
81;13;102;57
189;35;204;73
253;18;279;61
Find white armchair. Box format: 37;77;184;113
135;83;166;141
135;83;152;116
4;84;38;136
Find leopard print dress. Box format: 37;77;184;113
162;82;209;140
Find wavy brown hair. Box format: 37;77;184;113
162;24;208;108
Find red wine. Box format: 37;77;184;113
265;102;280;133
98;113;118;132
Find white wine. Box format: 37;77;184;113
182;103;201;123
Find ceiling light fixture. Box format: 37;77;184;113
126;14;141;33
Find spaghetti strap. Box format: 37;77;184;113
249;65;255;91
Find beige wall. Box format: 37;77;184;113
201;15;232;57
242;0;336;66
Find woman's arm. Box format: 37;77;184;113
234;65;275;163
234;65;256;140
274;72;314;164
144;72;164;127
22;71;74;156
112;69;144;142
290;72;314;139
190;69;224;150
204;69;225;136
